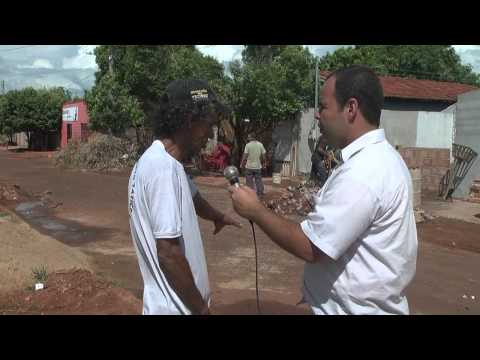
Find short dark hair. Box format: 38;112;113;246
327;65;384;127
150;79;229;138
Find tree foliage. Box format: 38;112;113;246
319;45;480;85
227;45;316;164
87;45;230;149
0;87;70;148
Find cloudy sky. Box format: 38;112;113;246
1;45;479;95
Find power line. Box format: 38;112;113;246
0;45;39;52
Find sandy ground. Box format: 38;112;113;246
0;205;92;293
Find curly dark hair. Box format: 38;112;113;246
149;79;228;138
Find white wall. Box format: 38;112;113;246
380;110;419;148
416;112;454;152
454;89;480;198
380;110;453;151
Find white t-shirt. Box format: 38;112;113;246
244;141;266;170
128;140;211;315
300;129;418;315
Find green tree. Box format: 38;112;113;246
0;87;70;149
0;93;17;144
319;45;480;85
228;45;315;165
86;73;145;137
242;45;288;64
88;45;230;151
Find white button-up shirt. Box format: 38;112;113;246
300;129;418;315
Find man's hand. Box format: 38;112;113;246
193;193;242;235
228;185;265;221
213;213;242;235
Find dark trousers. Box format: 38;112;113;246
245;168;264;197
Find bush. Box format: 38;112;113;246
0;134;8;145
55;132;139;170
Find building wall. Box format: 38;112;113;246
416;112;454;152
61;100;89;148
399;147;450;194
13;132;28;147
453;89;480;198
380;110;418;148
297;108;320;175
380;110;454;152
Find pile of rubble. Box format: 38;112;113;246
262;183;320;217
469;179;480;203
414;208;436;223
261;182;436;223
0;184;20;201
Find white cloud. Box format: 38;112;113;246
197;45;243;62
1;45;478;96
304;45;352;57
62;45;98;69
0;45;97;95
18;59;54;69
453;45;480;73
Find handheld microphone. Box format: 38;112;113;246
223;166;240;188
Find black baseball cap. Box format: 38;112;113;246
165;79;230;116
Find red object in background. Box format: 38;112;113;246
60;100;90;148
202;143;231;171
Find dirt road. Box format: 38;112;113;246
1;148;479;314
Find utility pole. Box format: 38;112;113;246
314;58;320;139
315;58;319;115
1;80;4;94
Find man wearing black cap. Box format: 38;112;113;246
128;79;241;315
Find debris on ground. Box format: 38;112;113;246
260;181;437;223
414;208;436;223
262;183;321;217
0;184;19;201
469;179;480;203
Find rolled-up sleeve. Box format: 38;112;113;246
300;175;380;260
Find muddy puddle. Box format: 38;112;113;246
14;201;113;246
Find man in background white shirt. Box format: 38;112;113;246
228;65;418;315
128;79;241;315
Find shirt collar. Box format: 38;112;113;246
341;129;385;163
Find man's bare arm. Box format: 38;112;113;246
193;193;242;234
156;237;209;314
229;186;325;263
193;193;223;222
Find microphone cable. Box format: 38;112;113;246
249;219;261;315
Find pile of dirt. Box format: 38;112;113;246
0;269;142;315
54;133;139;171
262;184;320;217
